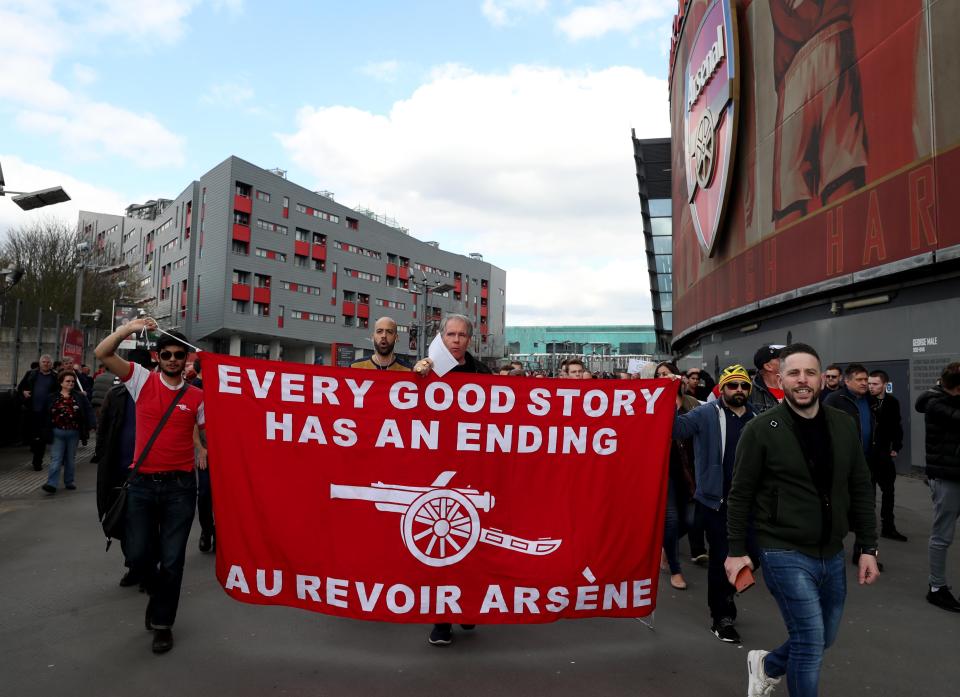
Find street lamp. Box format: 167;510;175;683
409;274;454;356
0;161;71;211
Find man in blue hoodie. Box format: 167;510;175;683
674;364;759;643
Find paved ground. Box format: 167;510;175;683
1;444;958;697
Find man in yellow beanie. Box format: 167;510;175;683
673;364;759;643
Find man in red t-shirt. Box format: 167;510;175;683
95;317;205;654
749;345;785;414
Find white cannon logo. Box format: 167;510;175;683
330;471;562;567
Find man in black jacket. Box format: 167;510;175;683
17;354;57;470
413;313;488;647
823;364;873;455
916;362;960;612
868;370;906;541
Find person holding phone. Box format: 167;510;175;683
725;343;878;697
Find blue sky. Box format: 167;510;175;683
0;0;674;325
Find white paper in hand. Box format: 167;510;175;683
428;333;458;377
627;358;644;375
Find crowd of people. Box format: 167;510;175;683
12;317;960;697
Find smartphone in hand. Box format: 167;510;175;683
735;565;755;594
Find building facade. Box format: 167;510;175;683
631;133;673;356
668;0;960;471
78;156;506;365
505;325;657;373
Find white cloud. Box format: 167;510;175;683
0;0;189;167
0;154;130;240
481;0;549;27
359;60;400;83
556;0;671;41
278;64;668;325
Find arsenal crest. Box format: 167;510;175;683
684;0;739;257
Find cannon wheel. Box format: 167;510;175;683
401;489;480;567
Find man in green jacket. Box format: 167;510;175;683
724;343;879;697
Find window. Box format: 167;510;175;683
358;293;370;305
161;238;178;254
413;262;451;278
344;268;381;283
256;219;288;235
234;211;250;226
295;203;339;223
256;190;271;202
313;259;326;272
343;315;355;327
236;181;252;197
396;325;409;333
255;248;287;262
232;270;250;284
333;240;381;259
312;232;326;245
282;196;289;208
358;317;368;329
290;310;336;323
232;241;249;255
233;300;249;314
254;273;271;288
279;280;322;295
156;218;174;235
173;257;187;269
346;216;359;230
254;302;270;317
376;298;406;310
294;254;309;268
295;227;310;243
343;290;356;302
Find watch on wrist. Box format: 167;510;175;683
860;546;879;557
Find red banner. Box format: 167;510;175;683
60;326;83;363
203;353;674;624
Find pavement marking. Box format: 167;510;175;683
0;443;94;498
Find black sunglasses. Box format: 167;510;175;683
159;350;187;360
725;382;751;390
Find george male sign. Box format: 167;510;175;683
202;353;675;624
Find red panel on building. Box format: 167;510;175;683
282;208;289;219
295;241;310;257
342;301;356;316
398;266;409;280
232;283;251;301
232;224;250;242
312;245;327;261
480;306;488;318
253;287;271;305
357;303;370;319
385;263;398;277
480;286;488;299
234;195;252;214
454;279;462;292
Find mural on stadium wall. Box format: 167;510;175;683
670;0;960;340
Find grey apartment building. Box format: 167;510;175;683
77;156;506;365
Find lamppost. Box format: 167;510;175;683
409;274;454;356
0;161;71;210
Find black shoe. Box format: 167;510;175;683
65;483;76;490
927;586;960;612
428;624;453;646
41;484;56;494
881;528;908;542
199;531;214;553
152;628;174;654
711;618;741;643
460;624;476;631
32;462;42;471
119;570;141;587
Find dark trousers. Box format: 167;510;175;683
197;467;215;535
688;503;707;558
700;501;759;622
126;472;196;628
869;455;897;530
28;412;47;466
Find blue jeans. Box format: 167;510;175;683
126;472;197;629
47;429;79;488
760;549;846;697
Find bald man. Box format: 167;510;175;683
351;317;412;371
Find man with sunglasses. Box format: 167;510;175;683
673;365;759;644
95;318;205;655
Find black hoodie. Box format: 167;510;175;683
915;386;960;480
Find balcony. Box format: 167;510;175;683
480;306;488;318
232;224;250;242
231;283;251;301
386;263;398;277
357;303;370;319
294;240;310;257
312;244;327;261
454;278;462;293
233;194;252;214
342;301;356;316
398;266;409;280
480;286;488;299
253;287;271;305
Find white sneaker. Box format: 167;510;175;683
747;650;781;696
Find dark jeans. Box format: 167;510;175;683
28;411;47;466
688;503;707;558
869;455;897;529
760;549;846;697
126;472;196;628
663;478;683;574
197;467;215;535
699;501;759;622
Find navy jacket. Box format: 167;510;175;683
673;400;758;510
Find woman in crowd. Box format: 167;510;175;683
655;361;700;589
41;371;92;494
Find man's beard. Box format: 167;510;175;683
723;392;747;408
375;342;395;357
161;366;183;378
783;385;819;410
